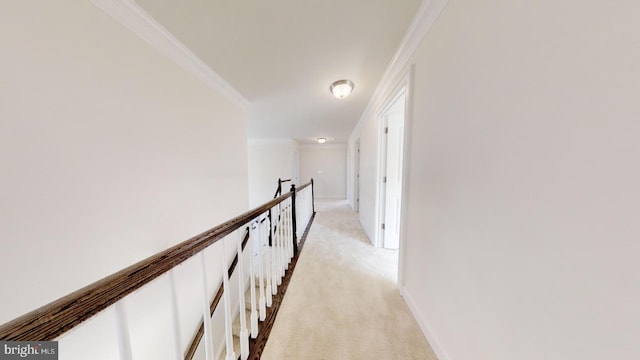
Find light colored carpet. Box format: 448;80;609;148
261;200;438;360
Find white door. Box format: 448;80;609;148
383;96;405;249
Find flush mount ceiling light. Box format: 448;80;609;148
330;80;354;99
316;137;327;144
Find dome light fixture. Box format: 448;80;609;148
316;137;327;144
330;80;354;99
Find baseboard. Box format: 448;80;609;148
400;286;451;360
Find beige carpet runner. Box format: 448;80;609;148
224;200;437;360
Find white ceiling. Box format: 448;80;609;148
136;0;422;144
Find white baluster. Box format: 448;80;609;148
114;301;132;360
273;206;280;283
270;208;280;286
309;190;312;216
280;205;286;274
296;193;301;239
283;203;288;270
199;252;215;360
249;223;259;338
257;217;266;320
168;271;182;360
222;238;236;360
292;202;296;248
307;189;311;221
272;207;282;286
300;191;305;228
270;208;277;295
282;203;289;263
237;230;249;360
265;215;273;305
278;206;286;275
292;200;296;252
285;201;292;263
304;190;309;225
302;192;306;235
287;203;294;258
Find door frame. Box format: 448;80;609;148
376;87;406;248
374;66;414;284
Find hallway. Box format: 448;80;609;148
262;200;437;359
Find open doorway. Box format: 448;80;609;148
378;88;406;250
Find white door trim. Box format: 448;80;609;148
374;66;414;286
376;91;405;248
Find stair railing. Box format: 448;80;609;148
269;178;291;247
295;179;315;243
272;178;292;199
0;179;316;360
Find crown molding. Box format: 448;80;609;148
349;0;449;141
91;0;250;110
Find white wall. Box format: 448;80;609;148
347;89;389;242
299;144;347;199
247;139;299;207
351;1;640;359
0;1;249;357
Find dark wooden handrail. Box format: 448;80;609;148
0;185;308;341
297;181;311;191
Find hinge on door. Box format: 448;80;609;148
383;176;387;183
385;127;389;134
381;223;385;230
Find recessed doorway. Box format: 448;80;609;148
379;88;406;250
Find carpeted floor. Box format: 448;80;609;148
261;200;438;360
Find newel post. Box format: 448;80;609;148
290;183;298;255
